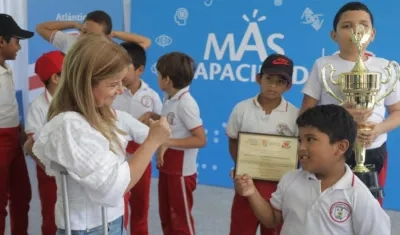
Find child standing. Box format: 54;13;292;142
156;52;206;235
226;54;298;235
234;104;390;234
0;14;34;235
112;42;162;235
25;50;64;235
300;2;400;205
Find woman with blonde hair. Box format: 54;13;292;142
32;33;171;234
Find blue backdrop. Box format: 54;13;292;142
131;0;400;210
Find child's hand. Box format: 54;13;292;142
156;144;167;169
357;122;381;147
234;174;256;197
343;104;373;123
138;112;153;126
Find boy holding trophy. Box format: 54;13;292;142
300;1;400;206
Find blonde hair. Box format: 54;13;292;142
47;33;132;153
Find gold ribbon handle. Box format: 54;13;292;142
376;61;400;105
321;64;343;105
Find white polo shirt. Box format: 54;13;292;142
270;164;390;234
302;55;400;149
25;90;52;136
112;80;162;119
226;95;299;139
50;31;78;53
0;63;19;128
160;86;203;176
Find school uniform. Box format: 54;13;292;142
25;50;64;235
32;110;148;232
302;54;400;204
0;62;32;235
0;14;34;235
26;90;57;235
112;80;162;235
271;164;390;234
158;86;202;235
226;96;298;235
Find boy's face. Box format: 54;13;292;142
0;37;20;60
157;71;170;91
331;10;375;54
297;126;348;174
257;74;289;100
79;20;107;37
122;65;137;86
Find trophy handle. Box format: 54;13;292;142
376;61;400;105
321;64;343;104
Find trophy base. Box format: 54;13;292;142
353;167;383;199
352;164;370;173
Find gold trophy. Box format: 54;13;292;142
321;24;400;196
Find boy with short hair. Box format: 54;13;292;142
155;52;207;235
112;42;162;235
300;1;400;205
36;10;151;53
226;54;298;235
0;13;34;235
235;104;391;234
24;50;64;235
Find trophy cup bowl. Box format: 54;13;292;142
320;24;400;198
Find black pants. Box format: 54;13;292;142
346;142;387;174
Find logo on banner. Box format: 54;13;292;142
155;34;173;48
56;13;86;21
195;9;308;84
301;8;324;31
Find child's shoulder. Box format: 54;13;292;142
29;92;47;108
233;97;256;111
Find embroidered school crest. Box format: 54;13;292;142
276;123;293;136
141;95;153;108
166;112;176;125
329;202;352;223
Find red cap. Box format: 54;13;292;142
34;51;64;82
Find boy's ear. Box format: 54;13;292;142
330;30;337;42
136;65;145;76
335;139;350;157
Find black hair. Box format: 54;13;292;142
296;104;357;160
84;10;112;35
156;52;196;89
333;2;374;31
120;42;146;69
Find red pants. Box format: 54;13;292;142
124;141;152;234
0;127;31;235
378;155;388;206
158;172;197;235
37;165;57;235
230;181;282;235
128;163;151;235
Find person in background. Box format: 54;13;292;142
156;52;207;235
112;42;162;235
226;54;298;235
36;10;151;53
24;50;64;235
32;33;170;234
0;13;34;235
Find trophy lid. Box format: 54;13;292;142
350;24;372;73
